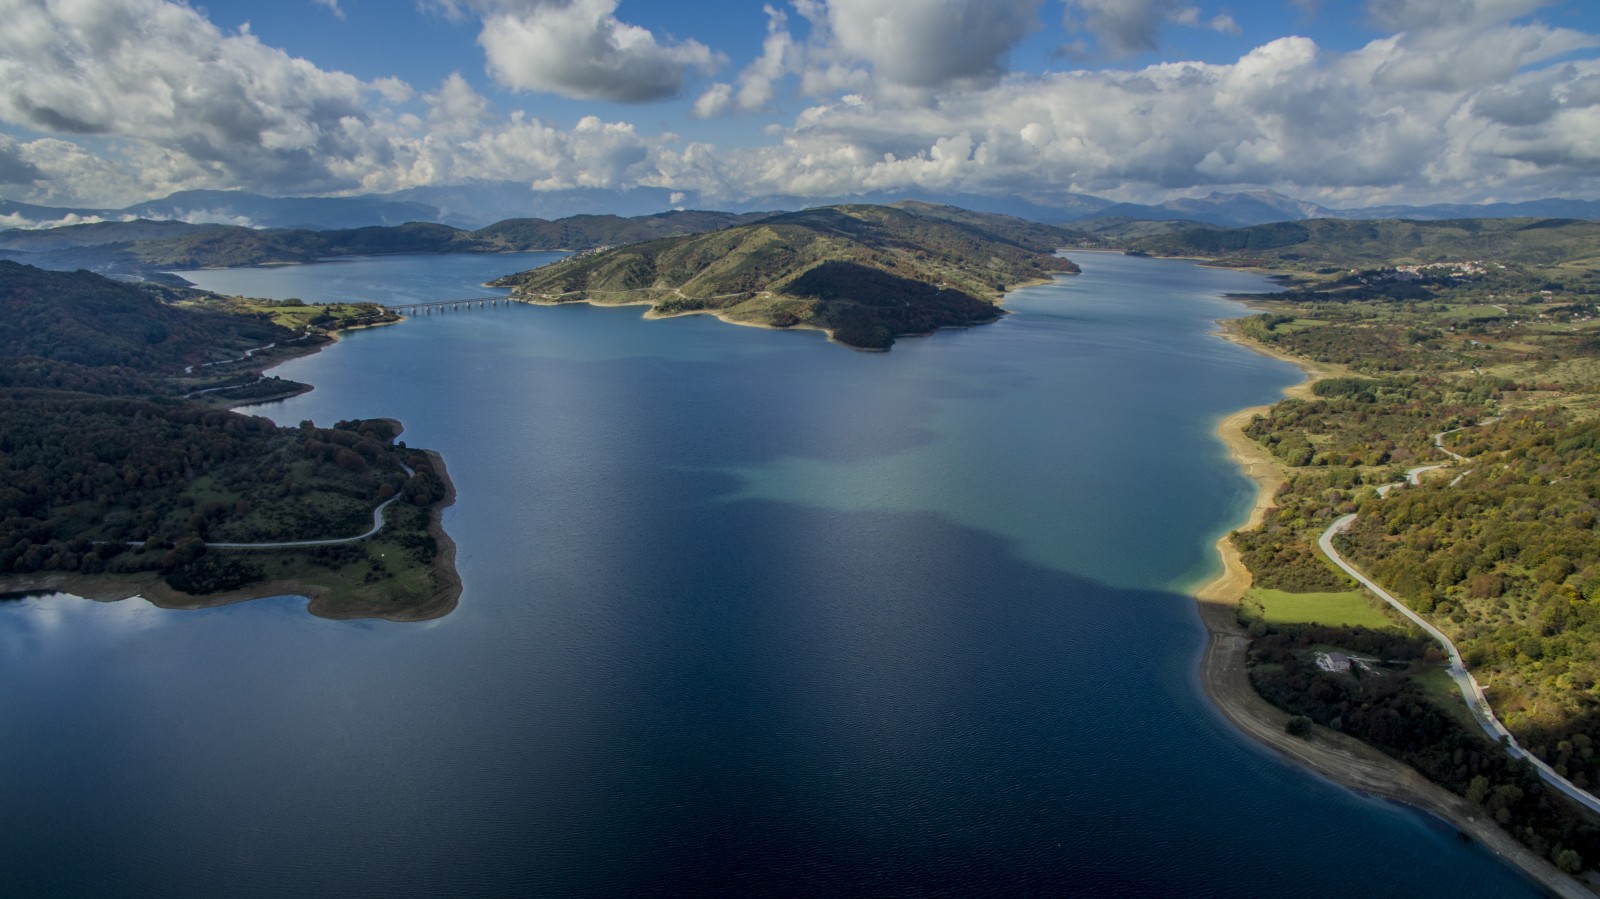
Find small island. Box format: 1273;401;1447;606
0;261;460;621
489;202;1081;349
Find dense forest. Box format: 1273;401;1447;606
1339;414;1600;783
493;203;1080;348
0;260;289;369
0;262;454;616
1230;374;1500;592
1249;622;1600;874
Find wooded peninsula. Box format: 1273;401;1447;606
0;261;459;620
490;202;1081;349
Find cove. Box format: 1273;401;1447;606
0;251;1543;896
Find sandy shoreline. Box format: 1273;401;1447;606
1196;322;1593;898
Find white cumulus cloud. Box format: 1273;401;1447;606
1063;0;1221;58
673;20;1600;206
695;4;798;116
0;0;388;197
1;0;1598;211
473;0;722;102
0;135;43;184
817;0;1042;89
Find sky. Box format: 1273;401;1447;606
1;0;1598;212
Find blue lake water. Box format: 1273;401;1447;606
0;252;1542;896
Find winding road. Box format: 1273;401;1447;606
129;464;412;551
183;331;313;375
1316;422;1600;817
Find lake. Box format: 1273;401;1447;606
0;252;1542;896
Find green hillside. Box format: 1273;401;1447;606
125;221;481;268
0;262;457;619
1127;217;1600;271
491;203;1080;348
0;219;197;251
1202;221;1600;872
472;210;773;251
0;210;780;274
887;200;1094;248
0;260;288;370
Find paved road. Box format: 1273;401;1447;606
128;464;412;551
1317;425;1600;817
1375;463;1447;497
183;331;312;375
204;487;405;549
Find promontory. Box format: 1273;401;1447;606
489;202;1082;349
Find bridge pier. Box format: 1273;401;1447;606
382;295;513;317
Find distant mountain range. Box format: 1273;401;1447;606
10;184;1600;233
0;210;780;283
1122;217;1600;270
1087;190;1600;228
1;190;439;231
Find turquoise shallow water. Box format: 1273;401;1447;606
0;252;1543;896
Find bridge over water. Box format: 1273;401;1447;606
385;296;521;315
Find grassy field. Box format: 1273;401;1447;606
180;295;397;333
1439;304;1507;321
1246;587;1401;629
1481;355;1600;421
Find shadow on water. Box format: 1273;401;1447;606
453;470;1539;898
0;261;1547;898
0;486;1544;898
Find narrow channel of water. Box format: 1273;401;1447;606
0;252;1542;896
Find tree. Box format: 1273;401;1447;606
1285;715;1313;738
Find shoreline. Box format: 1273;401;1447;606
0;318;463;624
517;268;1066;351
0;449;460;623
1195;321;1593;898
307;448;460;622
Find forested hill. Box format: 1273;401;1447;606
0;210;779;274
1125;217;1600;269
0;260;289;371
468;210;776;251
0;262;457;619
491;203;1081;349
1342;413;1600;766
885;200;1092;249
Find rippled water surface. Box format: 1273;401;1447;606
0;252;1542;896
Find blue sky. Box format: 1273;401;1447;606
1;0;1599;216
